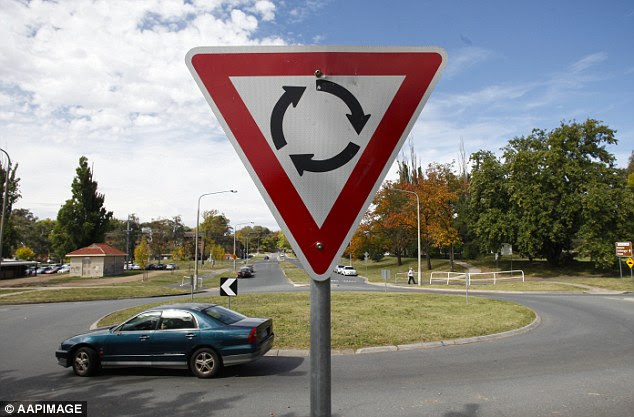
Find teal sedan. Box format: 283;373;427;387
56;303;274;378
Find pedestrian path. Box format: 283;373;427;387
454;260;481;273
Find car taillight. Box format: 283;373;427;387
248;327;258;343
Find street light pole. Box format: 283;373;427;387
232;222;253;271
393;188;421;286
0;148;12;271
193;190;237;300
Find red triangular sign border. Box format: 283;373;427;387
186;46;446;281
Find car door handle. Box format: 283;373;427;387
185;333;197;339
139;335;150;341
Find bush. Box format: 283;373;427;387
15;246;36;261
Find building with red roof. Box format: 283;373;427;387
66;243;127;278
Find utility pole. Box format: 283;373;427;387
126;214;131;265
0;148;12;272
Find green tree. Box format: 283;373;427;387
172;245;188;261
144;216;185;262
469;119;624;268
199;210;230;262
577;168;634;269
276;231;292;252
106;214;142;258
9;209;56;260
467;150;515;255
0;161;21;257
50;156;113;260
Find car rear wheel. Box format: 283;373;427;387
72;347;99;377
190;348;221;378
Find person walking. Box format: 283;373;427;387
407;267;415;284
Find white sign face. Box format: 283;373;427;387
232;76;403;227
501;243;513;256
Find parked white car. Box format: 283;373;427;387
57;264;71;273
334;264;345;274
341;266;358;276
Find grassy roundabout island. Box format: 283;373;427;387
97;292;536;350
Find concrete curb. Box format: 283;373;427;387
279;261;309;287
263;313;542;358
361;278;630;295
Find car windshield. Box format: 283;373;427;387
203;306;247;325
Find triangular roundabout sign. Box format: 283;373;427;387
187;46;446;281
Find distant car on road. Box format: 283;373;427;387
335;265;346;274
237;267;253;278
341;266;358;276
55;303;274;378
165;263;178;270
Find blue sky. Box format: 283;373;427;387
1;0;633;229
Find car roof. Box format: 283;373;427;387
146;303;218;313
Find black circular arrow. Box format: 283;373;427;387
270;86;305;150
270;80;370;176
315;79;370;134
290;142;361;176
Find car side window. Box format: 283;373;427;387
158;310;197;330
120;311;161;331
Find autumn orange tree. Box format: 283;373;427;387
350;142;461;269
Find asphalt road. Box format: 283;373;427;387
0;259;632;417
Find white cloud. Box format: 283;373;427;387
1;0;285;228
570;52;608;74
253;0;276;21
444;46;493;79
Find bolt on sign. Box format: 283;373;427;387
187;46;446;281
615;241;632;258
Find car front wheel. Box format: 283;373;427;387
72;347;99;377
190;348;221;378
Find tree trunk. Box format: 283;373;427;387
425;241;432;270
396;252;402;266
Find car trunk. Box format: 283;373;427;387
231;318;273;343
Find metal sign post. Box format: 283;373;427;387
465;272;470;304
381;269;390;292
310;278;331;417
619;258;623;279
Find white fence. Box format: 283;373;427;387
429;270;525;285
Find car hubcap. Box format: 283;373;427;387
75;352;89;372
195;352;214;375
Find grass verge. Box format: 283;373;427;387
96;292;535;350
555;277;634;292
279;260;310;284
0;287;191;304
